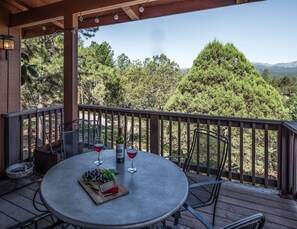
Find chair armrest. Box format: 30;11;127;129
222;213;265;229
189;180;224;189
183;203;214;229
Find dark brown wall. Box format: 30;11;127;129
0;7;21;176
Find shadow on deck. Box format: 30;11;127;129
0;174;296;229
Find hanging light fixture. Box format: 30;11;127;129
42;25;47;31
139;5;144;13
114;13;119;20
95;17;100;24
79;14;84;22
0;35;15;60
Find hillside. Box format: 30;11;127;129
253;61;297;75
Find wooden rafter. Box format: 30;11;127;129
123;6;140;21
3;0;30;11
1;0;64;29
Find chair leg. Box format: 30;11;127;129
174;211;181;225
212;198;218;226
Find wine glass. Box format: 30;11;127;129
127;149;137;173
94;138;104;166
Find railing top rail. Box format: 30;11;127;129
1;105;63;118
283;121;297;134
79;104;285;126
1;104;289;127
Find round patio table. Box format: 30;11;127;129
40;150;188;229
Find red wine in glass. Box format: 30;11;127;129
94;139;104;166
127;150;137;159
94;144;104;152
127;149;137;173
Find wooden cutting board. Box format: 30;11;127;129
78;179;129;205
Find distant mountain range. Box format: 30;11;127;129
252;61;297;75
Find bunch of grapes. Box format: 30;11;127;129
82;168;114;183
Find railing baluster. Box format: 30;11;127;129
139;114;142;151
131;113;134;148
207;120;210;176
20;115;24;161
49;110;52;144
196;119;200;174
228;121;232;180
169;116;172;157
35;113;39;148
240;122;244;183
187;118;190;158
161;116;164;157
111;111;114;149
99;110;102;139
217;120;221;172
118;112;121;130
264;124;269;188
55;109;58;141
178;117;181;162
252;123;256;186
28;114;32;160
42;112;46;145
87;109;91;145
105;110;108;147
146;114;149;152
124;113;128;149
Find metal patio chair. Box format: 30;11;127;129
149;206;265;229
31;119;100;228
60;119;101;160
172;128;229;226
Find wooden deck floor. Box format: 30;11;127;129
0;175;296;229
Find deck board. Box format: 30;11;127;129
0;174;297;229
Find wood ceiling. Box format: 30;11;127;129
0;0;262;39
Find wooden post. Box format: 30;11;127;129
280;126;290;196
0;7;21;176
63;13;78;125
150;114;159;155
3;116;20;167
280;122;297;199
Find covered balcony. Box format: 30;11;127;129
0;0;297;229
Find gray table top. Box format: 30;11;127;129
40;150;188;229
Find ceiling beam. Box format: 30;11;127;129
3;0;29;11
123;6;140;20
77;0;249;31
10;0;157;28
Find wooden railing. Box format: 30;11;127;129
2;106;63;165
2;104;297;199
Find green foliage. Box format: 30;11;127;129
165;40;288;120
21;35;64;109
121;54;182;110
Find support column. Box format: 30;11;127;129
64;14;78;124
0;7;21;176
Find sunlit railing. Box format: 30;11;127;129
2;104;297;199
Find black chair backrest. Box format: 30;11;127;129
60;119;100;159
183;128;229;180
222;213;265;229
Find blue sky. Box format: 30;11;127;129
83;0;297;68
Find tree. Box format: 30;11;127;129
89;41;114;67
262;68;270;81
121;54;182;110
165;40;288;120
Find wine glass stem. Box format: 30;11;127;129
97;152;100;161
131;158;134;168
